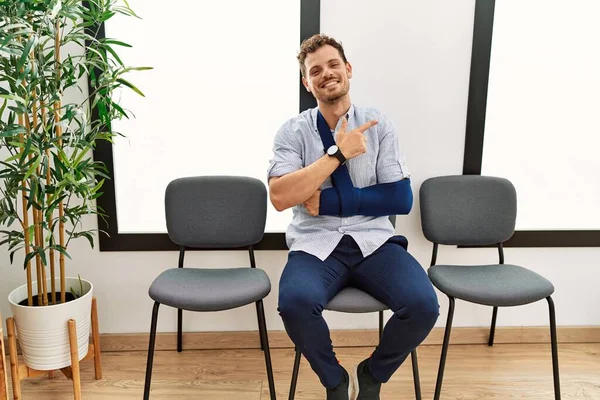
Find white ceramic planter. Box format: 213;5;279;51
8;277;93;371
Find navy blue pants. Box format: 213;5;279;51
278;235;439;389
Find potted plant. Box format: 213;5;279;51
0;0;148;371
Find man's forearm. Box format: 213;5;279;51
356;179;413;216
269;155;340;211
319;179;413;217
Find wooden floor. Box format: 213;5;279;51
7;343;600;399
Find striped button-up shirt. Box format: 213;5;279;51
267;104;410;261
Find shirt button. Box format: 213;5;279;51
343;220;348;224
338;228;345;233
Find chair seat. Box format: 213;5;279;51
149;267;271;311
326;287;388;313
428;264;554;307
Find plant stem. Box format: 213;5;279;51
22;115;44;306
15;29;34;306
54;18;66;304
41;99;57;305
36;208;48;305
18;113;33;307
30;52;49;307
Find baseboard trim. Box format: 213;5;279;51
5;326;599;355
97;326;600;353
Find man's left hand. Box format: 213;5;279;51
303;190;321;216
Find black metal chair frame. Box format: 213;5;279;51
430;242;561;400
143;244;276;400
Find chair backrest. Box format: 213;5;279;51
164;176;267;248
419;175;516;246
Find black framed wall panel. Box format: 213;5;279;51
462;0;600;248
90;0;320;251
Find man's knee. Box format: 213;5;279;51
394;293;439;331
416;294;440;330
278;290;325;321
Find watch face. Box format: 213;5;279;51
327;145;339;155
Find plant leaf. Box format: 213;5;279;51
0;94;26;105
16;37;35;73
0;125;27;138
24;251;37;269
50;0;62;19
116;78;145;97
102;39;131;47
24;155;42;180
103;44;124;66
52;245;72;260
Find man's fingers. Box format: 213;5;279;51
340;117;348;133
357;120;378;134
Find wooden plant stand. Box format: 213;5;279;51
5;297;102;400
1;313;9;400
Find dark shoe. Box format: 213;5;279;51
326;366;353;400
353;358;382;399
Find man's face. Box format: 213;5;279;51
303;45;352;104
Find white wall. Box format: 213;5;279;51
482;0;600;231
1;0;599;334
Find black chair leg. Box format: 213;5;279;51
143;302;161;400
256;300;276;400
256;302;266;351
547;296;561;400
177;308;183;352
289;347;302;400
488;306;498;346
378;310;384;341
410;349;422;400
434;296;455;400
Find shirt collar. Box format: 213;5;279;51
311;103;356;132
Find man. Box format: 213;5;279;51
268;34;439;400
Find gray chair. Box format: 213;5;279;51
288;216;422;400
419;175;560;400
143;176;276;400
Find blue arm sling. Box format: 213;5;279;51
315;110;412;217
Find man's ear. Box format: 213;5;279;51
302;76;310;92
346;62;353;79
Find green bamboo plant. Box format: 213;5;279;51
0;0;148;306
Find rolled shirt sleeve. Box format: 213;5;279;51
376;115;410;184
267;120;304;180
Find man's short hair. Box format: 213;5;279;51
297;34;348;77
